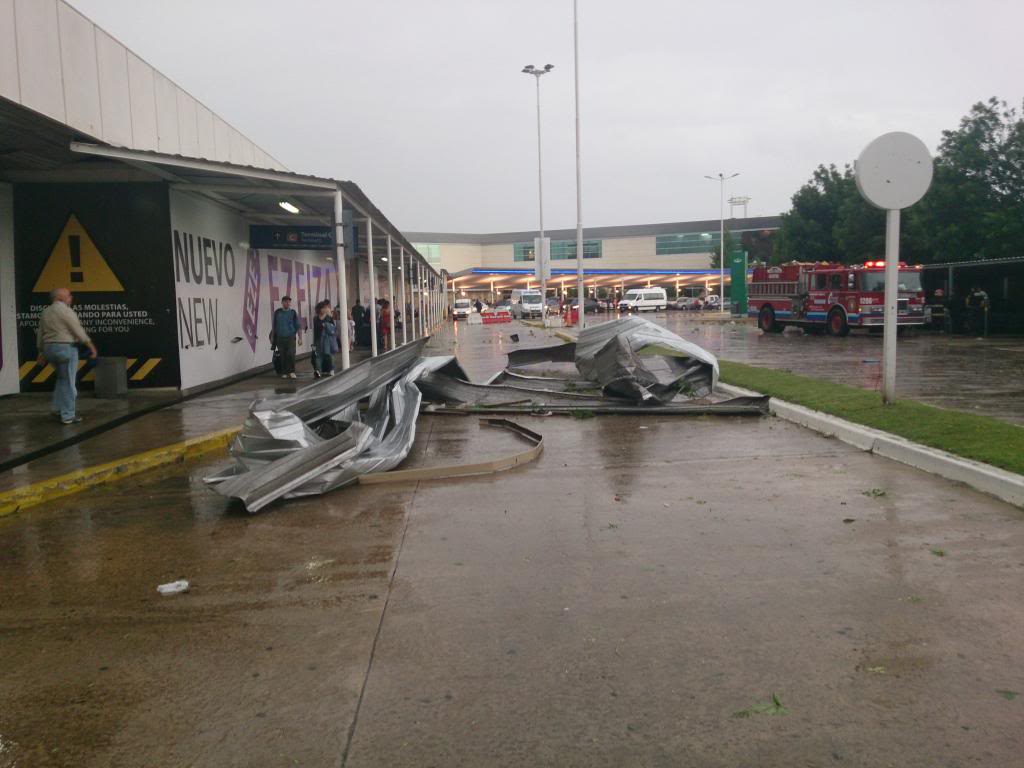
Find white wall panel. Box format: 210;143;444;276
0;184;19;397
126;52;157;150
228;127;246;165
14;0;65;122
95;28;132;147
175;89;200;158
213;115;231;163
57;1;102;136
243;138;256;166
0;0;20;102
153;71;180;154
195;103;216;160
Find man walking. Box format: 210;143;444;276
36;287;97;424
271;296;302;379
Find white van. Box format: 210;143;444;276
618;287;668;312
452;298;472;320
511;289;545;319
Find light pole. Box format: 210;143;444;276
572;0;585;331
705;172;739;314
522;63;554;311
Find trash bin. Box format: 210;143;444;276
93;356;128;398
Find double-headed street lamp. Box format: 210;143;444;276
522;63;554;309
705;171;739;313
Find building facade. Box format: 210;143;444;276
408;216;780;299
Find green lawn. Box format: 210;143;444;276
719;360;1024;477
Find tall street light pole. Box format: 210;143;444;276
705;172;739;314
572;1;585;331
523;63;553;312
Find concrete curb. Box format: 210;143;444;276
716;382;1024;508
0;426;239;517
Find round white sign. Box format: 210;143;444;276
855;132;933;210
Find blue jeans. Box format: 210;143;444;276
43;343;78;420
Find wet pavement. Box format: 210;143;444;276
0;351;369;494
2;319;1023;767
578;311;1024;425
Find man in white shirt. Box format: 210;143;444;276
35;287;98;424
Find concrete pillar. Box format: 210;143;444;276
333;191;350;370
366;219;378;357
386;235;395;350
400;246;408;345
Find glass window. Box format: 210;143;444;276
829;274;842;290
550;239;602;260
513;243;536;262
861;271;922;292
656;232;719;255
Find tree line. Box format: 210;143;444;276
772;98;1024;266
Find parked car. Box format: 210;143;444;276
675;296;703;311
570;297;600;314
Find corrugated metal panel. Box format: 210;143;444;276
195;103;215;160
94;28;132;147
228;126;245;165
57;1;102;136
0;0;20;102
153;71;179;154
126;52;157;150
175;88;200;157
212;115;231;163
14;0;65;123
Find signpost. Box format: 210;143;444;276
730;249;748;316
855;132;933;404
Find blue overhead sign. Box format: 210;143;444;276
250;225;334;251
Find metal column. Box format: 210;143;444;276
333;191;350;370
366;219;378;357
882;209;900;403
386;235;395;350
399;246;408;345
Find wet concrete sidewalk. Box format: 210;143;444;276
1;319;1023;767
0;349;378;495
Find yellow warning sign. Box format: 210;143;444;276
33;214;125;293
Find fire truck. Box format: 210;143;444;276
748;261;926;336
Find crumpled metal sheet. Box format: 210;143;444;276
507;316;718;404
205;342;468;512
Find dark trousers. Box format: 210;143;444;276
278;336;296;374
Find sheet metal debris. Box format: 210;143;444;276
207;317;761;513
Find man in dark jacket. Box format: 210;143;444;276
271;296;302;378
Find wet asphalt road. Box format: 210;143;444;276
2;320;1023;767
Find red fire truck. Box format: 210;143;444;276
748;261;926;336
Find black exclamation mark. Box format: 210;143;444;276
69;235;83;283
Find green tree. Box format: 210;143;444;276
907;98;1024;262
775;165;854;263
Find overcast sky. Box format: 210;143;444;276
70;0;1024;234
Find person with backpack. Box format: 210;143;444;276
270;296;302;379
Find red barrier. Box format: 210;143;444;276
481;309;513;324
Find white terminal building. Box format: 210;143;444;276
407;216;780;302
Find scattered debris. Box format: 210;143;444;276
931;548;947;557
862;488;887;497
866;666;887;675
732;693;789;718
156;580;189;595
843;518;856;524
995;689;1019;701
510;333;520;342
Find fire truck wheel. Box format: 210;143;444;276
758;306;784;333
827;308;850;337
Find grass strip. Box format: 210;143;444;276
719;360;1024;477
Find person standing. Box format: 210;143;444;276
316;303;339;376
270;296;301;379
311;300;325;377
36;287;97;424
380;300;392;350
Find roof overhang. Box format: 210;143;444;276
67;142;436;273
446;267;731;290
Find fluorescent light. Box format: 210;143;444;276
381;257;388;262
278;201;300;214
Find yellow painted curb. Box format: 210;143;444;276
554;330;576;343
0;426;239;517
